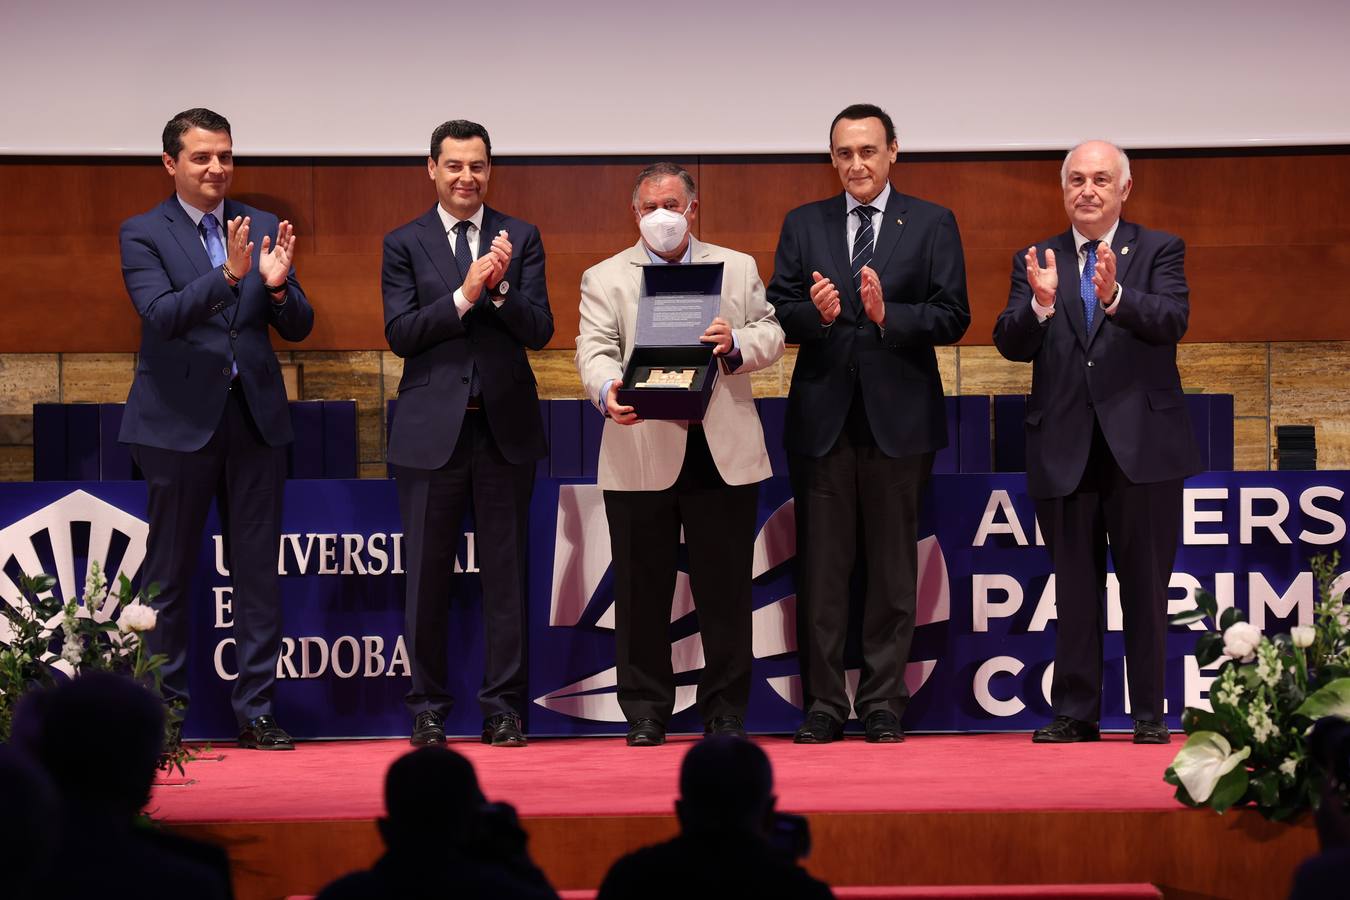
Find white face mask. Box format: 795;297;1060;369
638;205;690;255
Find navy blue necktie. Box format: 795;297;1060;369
1080;239;1099;338
453;221;474;280
851;205;878;296
201;214;237;378
453;221;482;397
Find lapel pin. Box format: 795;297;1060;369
896;218;903;225
1120;246;1130;255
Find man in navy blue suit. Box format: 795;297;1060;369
769;103;970;744
382;120;553;748
120;107;314;749
994;140;1201;745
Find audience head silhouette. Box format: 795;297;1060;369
24;671;164;819
0;745;60;898
379;746;486;851
677;736;776;836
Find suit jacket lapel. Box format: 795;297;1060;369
823;195;859;313
870;188;907;275
415;205;463;294
162;195;213;278
1054;230;1089;351
1111;219;1139;287
478;205;498;258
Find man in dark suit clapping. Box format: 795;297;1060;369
382;120;553;748
769;103;969;745
120;107;314;750
994;140;1201;745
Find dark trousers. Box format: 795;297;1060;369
395;410;533;721
131;385;287;727
790;421;933;723
1035;420;1183;724
603;425;758;726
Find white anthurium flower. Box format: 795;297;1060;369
1222;622;1262;663
1171;731;1251;804
1291;625;1316;649
117;602;158;633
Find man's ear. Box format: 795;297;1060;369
162;153;176;177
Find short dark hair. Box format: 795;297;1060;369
163;108;231;158
430;120;492;162
383;747;485;848
829;103;896;147
631;161;697;207
678;736;773;834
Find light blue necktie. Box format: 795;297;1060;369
200;214;237;379
1080;239;1099;338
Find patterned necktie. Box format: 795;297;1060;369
1080;239;1099;338
851;205;878;296
201;214;236;378
200;213;226;268
453;220;474;280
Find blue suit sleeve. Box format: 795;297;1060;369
120;219;238;340
994;247;1049;362
381;230;466;358
1110;235;1190;345
489;224;554;351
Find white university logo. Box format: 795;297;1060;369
0;490;149;652
538;486;951;722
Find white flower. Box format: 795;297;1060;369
1279;757;1299;778
1223;622;1262;663
1171;731;1252;804
1291;625;1315;649
117;602;157;633
60;639;83;667
1255;642;1284;687
1246;704;1278;745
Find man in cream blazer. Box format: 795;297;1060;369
576;162;784;746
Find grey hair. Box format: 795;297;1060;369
632;162;697;208
1061;141;1131;189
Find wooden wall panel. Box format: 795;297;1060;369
4;150;1348;352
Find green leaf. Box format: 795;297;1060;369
1219;607;1245;631
1170;608;1208;626
23;573;58;594
1210;765;1250;813
1163;766;1180;786
1294;677;1350;720
1182;707;1228;734
1196;590;1219;620
1250;770;1281;806
1196;632;1226;668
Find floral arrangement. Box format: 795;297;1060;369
1164;553;1350;820
0;562;188;771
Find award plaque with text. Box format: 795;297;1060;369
617;262;723;420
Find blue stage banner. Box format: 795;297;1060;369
0;473;1345;739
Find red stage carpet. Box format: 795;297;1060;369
152;734;1316;900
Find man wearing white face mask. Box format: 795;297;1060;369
576;162;785;747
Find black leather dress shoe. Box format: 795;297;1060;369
410;710;446;747
1133;720;1171;744
704;715;748;738
626;718;666;747
1032;715;1100;743
863;710;904;743
238;715;295;750
482;713;527;747
793;711;844;744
